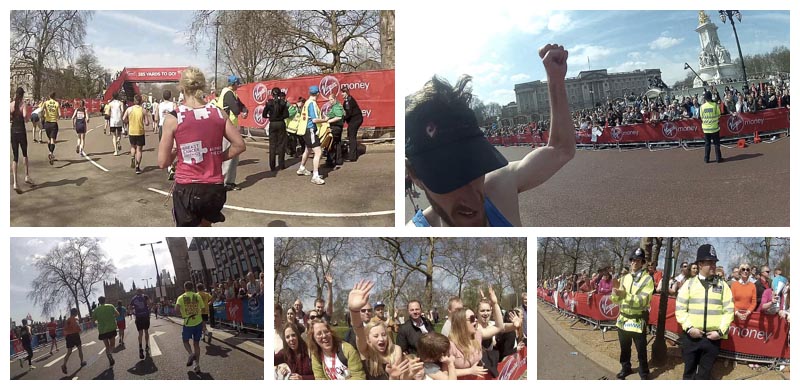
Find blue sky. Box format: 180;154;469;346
10;238;178;323
83;11;212;74
401;10;790;105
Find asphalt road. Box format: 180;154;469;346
10;316;263;380
537;311;614;380
10;118;394;226
406;140;789;226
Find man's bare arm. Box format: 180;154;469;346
513;44;576;193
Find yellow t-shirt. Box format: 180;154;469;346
199;291;213;315
126;105;145;136
41;99;60;122
177;291;206;327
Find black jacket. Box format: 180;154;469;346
396;317;434;355
263;97;289;122
343;95;363;123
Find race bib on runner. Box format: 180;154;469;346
181;141;208;164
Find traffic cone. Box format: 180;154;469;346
753;132;762;144
737;139;747;148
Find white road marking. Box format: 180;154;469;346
72;377;79;380
86;123;104;134
243;341;264;351
42;341;95;367
81;152;110;172
43;354;65;367
97;347;105;355
147;187;394;218
148;331;164;357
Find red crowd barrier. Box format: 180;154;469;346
537;288;789;360
235;69;395;129
490;108;788;146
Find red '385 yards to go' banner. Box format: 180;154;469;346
234;69;395;129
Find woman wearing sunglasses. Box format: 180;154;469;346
668;262;691;296
347;280;423;380
447;307;490;379
730;263;757;323
275;323;313;380
308;318;365;379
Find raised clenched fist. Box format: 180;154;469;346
539;43;568;81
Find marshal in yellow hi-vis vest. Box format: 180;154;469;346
675;275;734;338
611;269;654;333
215;87;239;127
700;100;721;133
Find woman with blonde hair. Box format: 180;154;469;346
448;307;490;379
347;280;423;379
307;319;365;379
731;262;757;322
475;286;522;367
157;66;245;226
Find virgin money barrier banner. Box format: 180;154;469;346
235;69;395;129
538;288;789;360
491;108;788;146
496;346;527;380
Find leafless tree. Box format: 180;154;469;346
284;10;381;74
380;237;436;309
274;237;302;304
28;238;115;318
436;238;482;297
10;11;92;100
73;49;107;98
379;10;395;68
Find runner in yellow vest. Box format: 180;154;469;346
176;281;207;373
197;283;214;343
122;94;151;174
700;91;723;163
40;92;61;165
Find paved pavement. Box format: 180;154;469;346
10;315;263;380
537;311;614;380
405;139;789;226
11;118;394;226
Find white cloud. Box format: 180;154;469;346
510;73;531;82
628;52;642;60
649;36;684;50
99;11;177;35
26;239;44;247
489;89;516;104
608;61;648;73
172;34;188;46
567;44;613;67
547;13;572;32
399;9;572;96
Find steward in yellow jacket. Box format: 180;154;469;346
611;247;654;380
675;243;734;380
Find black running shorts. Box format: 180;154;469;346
172;183;227;227
44;122;59;139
